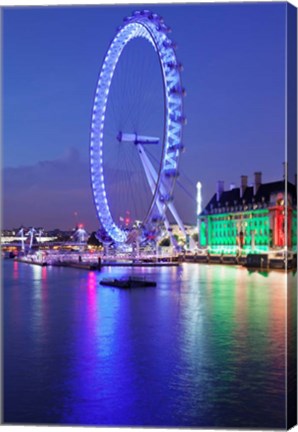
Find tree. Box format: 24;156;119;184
159;237;170;247
192;233;198;242
87;232;102;247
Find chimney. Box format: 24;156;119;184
241;175;248;198
217;181;224;202
254;172;262;195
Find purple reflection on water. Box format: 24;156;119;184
3;261;288;428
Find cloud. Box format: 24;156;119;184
2;146;196;230
2;148;98;230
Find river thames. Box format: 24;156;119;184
3;260;294;428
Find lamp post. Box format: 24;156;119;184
197;181;202;249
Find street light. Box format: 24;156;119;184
197;181;202;248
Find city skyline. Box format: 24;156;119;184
3;3;289;230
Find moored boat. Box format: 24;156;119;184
100;276;156;288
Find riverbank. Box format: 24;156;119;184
184;252;296;270
14;257;180;269
14;251;296;271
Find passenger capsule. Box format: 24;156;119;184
163;40;177;49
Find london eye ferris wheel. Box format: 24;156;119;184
90;10;187;245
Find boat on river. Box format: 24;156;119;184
100;276;156;288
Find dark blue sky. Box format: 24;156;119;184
3;3;288;230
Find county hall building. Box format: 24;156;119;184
198;172;297;254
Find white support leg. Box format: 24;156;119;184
137;145;169;227
137;144;186;237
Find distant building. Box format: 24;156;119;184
198;172;297;254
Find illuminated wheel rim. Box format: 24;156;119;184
90;10;185;243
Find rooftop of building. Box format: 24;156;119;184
202;177;297;216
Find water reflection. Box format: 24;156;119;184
31;264;49;332
12;260;19;280
3;261;288;428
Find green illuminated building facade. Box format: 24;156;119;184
199;173;297;254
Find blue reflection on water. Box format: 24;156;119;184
3;261;289;428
